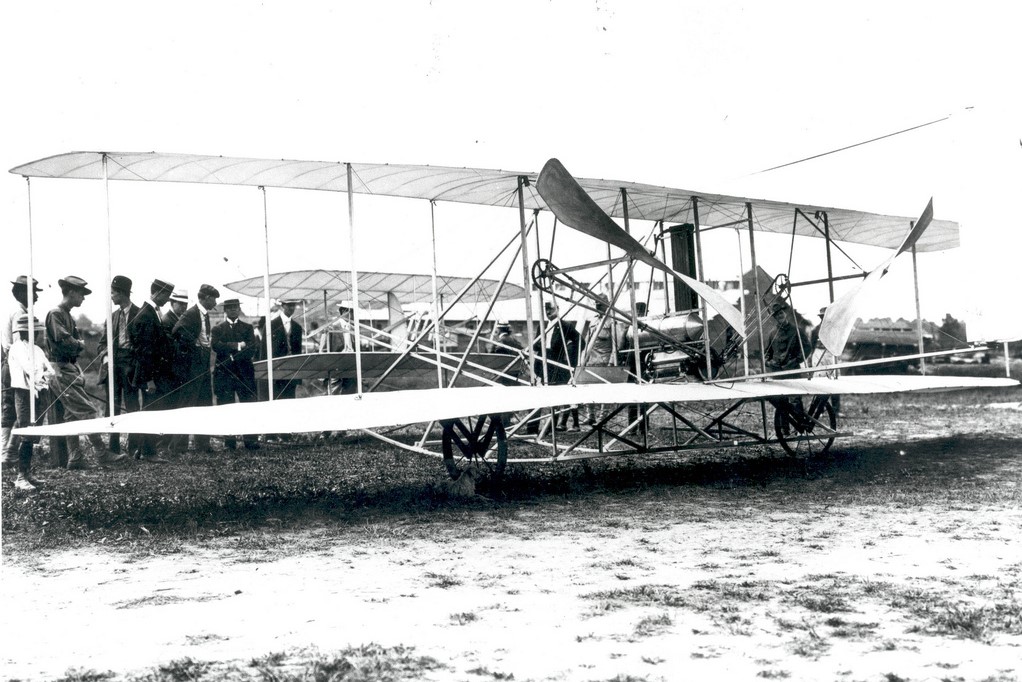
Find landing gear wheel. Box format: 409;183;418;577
441;414;507;481
774;397;836;458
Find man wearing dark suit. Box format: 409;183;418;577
269;299;303;400
211;299;260;450
129;278;175;460
98;275;142;455
160;288;189;453
172;283;219;452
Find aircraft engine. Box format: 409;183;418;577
619;311;729;380
622;311;703;349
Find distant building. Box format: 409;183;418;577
844;318;934;372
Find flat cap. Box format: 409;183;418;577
198;284;220;299
152;278;175;294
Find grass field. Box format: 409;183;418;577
2;380;1020;681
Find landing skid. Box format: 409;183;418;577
355;397;847;479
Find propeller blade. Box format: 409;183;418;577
537;158;745;336
819;198;935;356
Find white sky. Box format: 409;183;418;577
1;1;1019;338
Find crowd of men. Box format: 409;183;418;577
1;274;310;491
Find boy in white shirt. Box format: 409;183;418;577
8;314;54;491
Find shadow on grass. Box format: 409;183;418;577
4;428;1020;550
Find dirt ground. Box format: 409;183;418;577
3;396;1021;681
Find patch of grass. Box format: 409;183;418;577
691;579;771;603
825;617;879;638
450;611;478;625
790;593;851;613
152;657;211;681
634;612;673;637
757;671;791;679
890;586;1022;642
118;643;447;681
52;670;116;682
466;666;515;679
424;572;461;589
585;584;689;608
248;651;286;667
789;633;830;658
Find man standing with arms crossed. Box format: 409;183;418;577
211;298;260;450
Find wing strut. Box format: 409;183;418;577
536;158;745;337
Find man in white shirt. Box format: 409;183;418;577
2;276;39;466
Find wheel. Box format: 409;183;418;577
531;259;556;293
769;273;791;300
773;397;836;458
441;414;507;480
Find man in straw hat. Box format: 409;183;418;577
158;288;190;452
2;275;41;466
163;288;189;332
45;276;127;469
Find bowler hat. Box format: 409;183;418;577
151;278;175;294
169;289;189;304
818;305;829;317
58;275;92;295
11;276;41;292
13;314;40;332
198;284;220;299
222;298;241;307
111;275;132;294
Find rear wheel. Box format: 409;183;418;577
774;397;836;458
441;414;507;480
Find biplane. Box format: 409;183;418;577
10;152;1017;480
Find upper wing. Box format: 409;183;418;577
10;152;958;253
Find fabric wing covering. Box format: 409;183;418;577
14;376;1015;438
10;152;958;252
224;269;526;318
